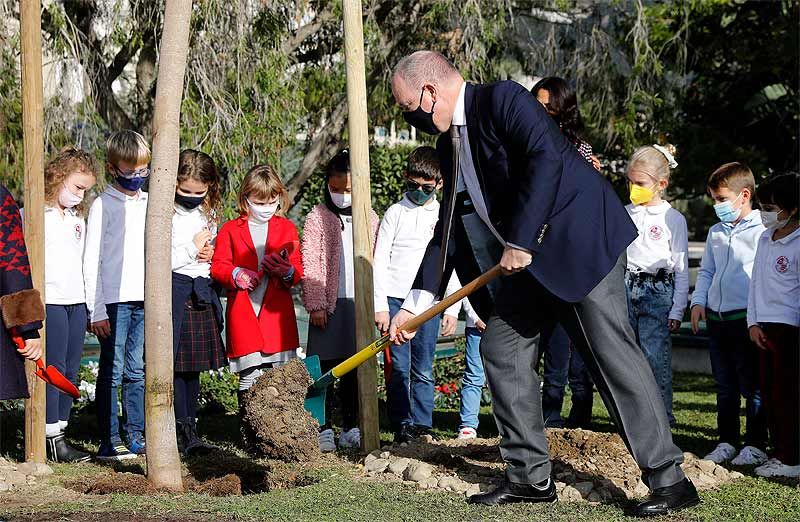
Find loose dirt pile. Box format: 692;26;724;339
361;428;743;503
240;359;321;462
65;471;242;497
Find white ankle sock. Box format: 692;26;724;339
46;423;62;437
59;420;68;431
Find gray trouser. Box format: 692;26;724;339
481;254;685;490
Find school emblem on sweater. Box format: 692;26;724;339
648;225;663;241
775;255;789;273
74;224;82;240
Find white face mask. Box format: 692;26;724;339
247;199;279;223
329;189;352;209
761;209;791;230
58;184;83;208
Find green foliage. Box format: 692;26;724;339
0;32;23;199
198;368;240;415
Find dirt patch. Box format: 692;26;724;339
188;473;242;496
241;359;321;462
65;469;244;497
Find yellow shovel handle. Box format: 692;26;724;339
331;335;391;378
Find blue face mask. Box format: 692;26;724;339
713;192;743;223
116;175;146;192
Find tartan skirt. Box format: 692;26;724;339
175;300;227;373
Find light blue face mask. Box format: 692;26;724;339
713;192;743;223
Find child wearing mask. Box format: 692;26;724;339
171;150;226;457
747;172;800;478
43;148;97;462
84;130;150;461
210;165;302;418
302;149;378;451
625;144;689;428
691;162;767;466
373;146;460;444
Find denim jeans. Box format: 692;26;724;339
96;301;145;445
459;327;485;429
387;296;441;430
45;304;87;425
625;273;675;424
707;317;766;449
540;323;594;428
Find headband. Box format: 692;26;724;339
653;144;678;169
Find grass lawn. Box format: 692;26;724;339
1;373;798;521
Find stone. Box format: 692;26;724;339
6;471;27;487
17;462;52;477
400;442;408;448
555;481;566;492
364;454;378;465
420;434;434;443
561;485;583;502
729;471;744;480
633;480;650;498
388;457;411;475
404;461;434;482
364;458;390;473
696;459;717;474
713;465;729;477
574;481;594;497
466;483;481;497
424;477;439;489
0;482;10;492
683;452;698;463
380;451;391;459
587;491;602;503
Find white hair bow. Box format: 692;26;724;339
653;144;678;169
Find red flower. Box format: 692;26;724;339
440;383;451;394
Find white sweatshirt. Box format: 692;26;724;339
443;273;482;328
374;195;459;317
44;206;86;305
171;205;216;279
625;202;689;321
83;185;148;322
747;227;800;328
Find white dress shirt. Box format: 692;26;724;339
171;205;216;278
747;227;800;328
44;206;86;305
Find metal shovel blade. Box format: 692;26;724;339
303;355;327;425
14;336;80;399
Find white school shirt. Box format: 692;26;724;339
83;185;147;322
443;273;482;327
747;227;800;328
338;216;355;299
44;206;86;305
374;195;460;317
625;202;689;321
171;205;216;278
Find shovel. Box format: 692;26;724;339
304;264;503;425
12;336;80;399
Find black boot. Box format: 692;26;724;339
177;417;216;457
46;433;91;463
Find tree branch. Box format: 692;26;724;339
282;8;337;56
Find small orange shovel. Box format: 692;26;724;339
13;336;80;399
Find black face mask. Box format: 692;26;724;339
175;192;206;210
402;88;441;135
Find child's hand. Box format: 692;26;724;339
17;338;42;361
690;305;706;334
375;311;390;334
310;310;328;329
233;268;260;291
590;154;602;171
749;325;773;351
193;229;212;250
197;244;214;263
261;253;293;279
90;320;111;339
441;314;458;336
475;319;487;332
668;319;682;333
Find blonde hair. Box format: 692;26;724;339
44;147;97;216
106;130;151;167
237;165;289;217
627;143;677;182
707;162;755;196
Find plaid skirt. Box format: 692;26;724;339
175;301;227;373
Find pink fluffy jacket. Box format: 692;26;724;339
301;204;379;314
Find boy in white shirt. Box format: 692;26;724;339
84;131;150;461
747;172;800;478
690;162;767;466
374;147;459;443
624;144;688;427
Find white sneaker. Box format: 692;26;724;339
731;445;768;466
704;442;737;463
754;458;800;477
318;428;336;452
457;427;477;440
338;427;361;449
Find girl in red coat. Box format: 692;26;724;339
210;165;302;407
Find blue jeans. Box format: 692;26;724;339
625;273;675;425
459;327;485;429
96;302;145;445
540;323;594;428
707;317;766;448
387;296;441;430
45;304;87;425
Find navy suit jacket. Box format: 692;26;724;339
412;81;637;303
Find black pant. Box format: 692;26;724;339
320;358;358;431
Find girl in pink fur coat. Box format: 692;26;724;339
301;150;378;452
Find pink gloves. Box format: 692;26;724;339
261;253;294;280
233;267;260;291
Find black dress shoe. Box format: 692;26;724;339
46;433;91;463
633;478;700;517
468;478;557;505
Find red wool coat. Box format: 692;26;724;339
211;216;303;359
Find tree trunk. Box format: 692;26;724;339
19;0;46;464
144;0;192;491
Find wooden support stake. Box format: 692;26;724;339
19;0;46;464
144;0;192;491
342;0;380;452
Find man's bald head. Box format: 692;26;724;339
392;51;465;134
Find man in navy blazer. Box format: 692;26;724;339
388;51;699;517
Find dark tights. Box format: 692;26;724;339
174;372;200;420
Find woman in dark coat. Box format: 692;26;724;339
0;183;44;400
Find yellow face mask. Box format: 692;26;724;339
629;183;656;206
